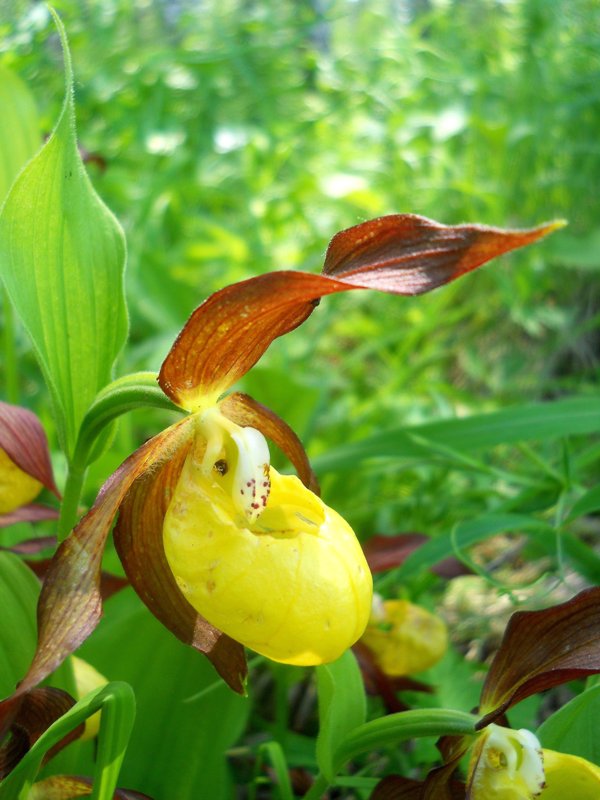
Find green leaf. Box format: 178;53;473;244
0;681;136;800
395;513;552;579
315;649;366;782
0;65;40;203
0;11;128;457
77;590;250;800
314;397;600;474
537;685;600;766
0;552;39;699
566;484;600;523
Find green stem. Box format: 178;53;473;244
2;287;19;403
56;371;181;541
303;774;329;800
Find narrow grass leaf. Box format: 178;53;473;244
0;12;128;457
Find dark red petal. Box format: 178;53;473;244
219;391;319;493
0;401;60;498
159;216;560;407
363;534;468;578
477;586;600;728
0;504;59;528
0;687;82;779
370;773;466;800
0;418;194;737
113;437;247;694
324;214;561;294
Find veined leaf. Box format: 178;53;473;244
537;685;600;766
0;65;40;203
0;552;39;700
0;12;128;457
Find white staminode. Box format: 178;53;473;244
230;426;271;523
478;724;545;799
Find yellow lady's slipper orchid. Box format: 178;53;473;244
361;596;447;676
163;408;372;665
0;447;42;514
467;723;545;800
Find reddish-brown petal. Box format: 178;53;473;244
159;216;560;407
370;773;466;800
363;534;468;578
323;215;562;294
22;557;129;600
29;775;153;799
0;536;57;555
219;391;319;494
113;436;247;694
0;401;60;498
477;587;600;728
0;687;82;779
0;504;59;528
353;641;432;714
0;418;194;737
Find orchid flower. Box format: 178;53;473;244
0;213;560;721
371;587;600;800
361;594;448;677
0;401;60;528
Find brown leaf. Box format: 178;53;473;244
113;435;247;694
29;775;153;799
477;586;600;728
0;504;59;528
220;391;320;494
0;418;194;736
159;215;560;408
0;687;82;779
0;401;60;497
323;215;562;294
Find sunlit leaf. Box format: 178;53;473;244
159;216;560;408
113;433;247;693
0;552;39;703
0;65;40;202
537;684;600;765
477;588;600;727
0;13;128;456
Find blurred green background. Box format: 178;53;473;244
2;0;598;543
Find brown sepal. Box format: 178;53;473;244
159;215;560;408
22;557;129;600
0;504;59;528
0;687;83;779
113;435;247;694
353;641;432;714
0;401;60;498
370;774;466;800
0;419;193;737
0;536;57;555
324;214;561;294
363;534;468;578
29;775;153;799
477;586;600;728
220;391;320;494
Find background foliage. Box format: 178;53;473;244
1;0;599;797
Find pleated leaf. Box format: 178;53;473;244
0;12;128;456
0;65;40;203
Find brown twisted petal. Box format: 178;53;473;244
0;401;60;497
0;504;59;528
219;391;320;494
113;433;247;694
477;586;600;728
0;687;83;780
0;417;194;738
158;216;561;407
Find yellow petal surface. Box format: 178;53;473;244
541;750;600;799
71;655;108;741
0;447;42;513
361;599;447;676
163;441;372;665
